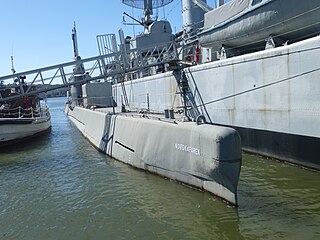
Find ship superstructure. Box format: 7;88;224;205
110;0;320;170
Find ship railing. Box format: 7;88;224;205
0;105;49;119
96;37;179;82
126;40;178;70
126;40;179;80
39;104;50;118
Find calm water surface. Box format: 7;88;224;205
0;97;319;240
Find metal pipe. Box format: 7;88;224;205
216;0;224;7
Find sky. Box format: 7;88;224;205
0;0;223;77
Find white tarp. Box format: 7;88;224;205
204;0;250;28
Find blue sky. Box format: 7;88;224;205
0;0;223;77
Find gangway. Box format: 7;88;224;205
0;39;178;103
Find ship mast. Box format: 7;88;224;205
10;55;17;86
143;0;153;26
72;22;79;59
216;0;224;7
70;22;85;107
11;56;16;74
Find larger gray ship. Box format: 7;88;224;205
107;0;320;170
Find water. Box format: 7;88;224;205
0;97;319;240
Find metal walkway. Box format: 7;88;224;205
0;37;178;103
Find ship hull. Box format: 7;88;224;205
113;35;320;170
65;105;242;205
231;125;320;170
0;117;51;147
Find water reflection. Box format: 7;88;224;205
0;98;319;240
106;161;245;239
238;154;320;239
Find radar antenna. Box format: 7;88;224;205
122;0;173;26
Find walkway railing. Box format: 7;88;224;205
0;39;179;103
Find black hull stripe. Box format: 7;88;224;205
232;125;320;171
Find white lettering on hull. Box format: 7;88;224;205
175;143;200;156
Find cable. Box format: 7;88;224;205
166;0;181;18
193;66;320;108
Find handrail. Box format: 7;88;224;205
0;105;49;119
0;39;179;103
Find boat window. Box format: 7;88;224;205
252;0;263;5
